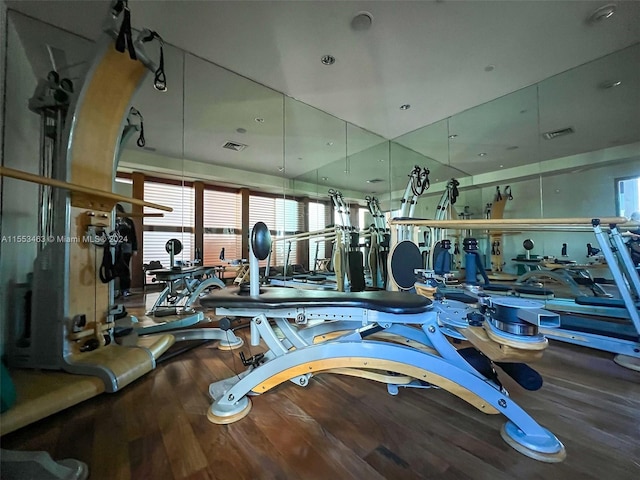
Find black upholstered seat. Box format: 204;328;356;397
200;287;432;314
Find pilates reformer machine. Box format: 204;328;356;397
266;227;339;290
328;189;366;291
390;216;640;372
139;238;226;333
199;222;567;463
512;238;612;298
396;165;431;242
365;195;389;289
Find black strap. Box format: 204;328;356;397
410;166;430;196
449;178;460;205
155;42;166;91
99;241;116;284
140;30;167;92
505;186;513;200
129;107;145;147
496;186;502;201
115;1;137;60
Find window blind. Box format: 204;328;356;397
203;189;242;263
143;181;194;267
144;181;195;227
249;195;304;267
308;202;327;268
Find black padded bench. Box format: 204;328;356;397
201;287;432;315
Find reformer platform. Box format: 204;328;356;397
145;265;226;320
201;286;564;462
200;220;565;464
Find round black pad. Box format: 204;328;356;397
251;222;272;260
523;239;534;251
165;238;182;255
389;240;423;290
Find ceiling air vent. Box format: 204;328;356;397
542;127;575;140
222;141;248;152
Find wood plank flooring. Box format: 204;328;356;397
2;293;639;479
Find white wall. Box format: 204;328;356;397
0;14;40;355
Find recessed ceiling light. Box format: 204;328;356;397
599;80;622;89
499;165;504;168
588;4;616;23
378;159;385;162
448;134;458;139
255;117;264;123
478;152;487;157
236;127;247;134
434;178;439;182
321;55;336;65
484;64;495;72
278;166;285;172
399;104;411;110
344;169;350;173
351;12;373;31
321;176;329;181
326;141;334;147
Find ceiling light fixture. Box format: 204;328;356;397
588;4;616;23
499;165;504;168
278;166;285;172
599;80;622;89
448;134;458;139
378;159;385;162
326;141;334;146
236;128;247;134
254;117;264;123
399;104;411;110
321;176;329;181
351;12;373;31
478;152;487;157
321;55;336;66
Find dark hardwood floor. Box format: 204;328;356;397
2;292;639;479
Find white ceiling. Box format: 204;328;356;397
5;0;640;198
8;0;640;140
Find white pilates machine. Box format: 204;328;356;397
199;222;567;463
390;217;640;371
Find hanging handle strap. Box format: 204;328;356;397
114;1;137;60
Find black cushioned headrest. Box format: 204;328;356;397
389;240;423;290
251;222;271;260
201;287;432;315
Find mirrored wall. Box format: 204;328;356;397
4;6;638;279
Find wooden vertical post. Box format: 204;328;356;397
131;171;145;289
194;181;204;262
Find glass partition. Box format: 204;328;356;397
537;44;640;279
1;10;95;328
286;97;346;272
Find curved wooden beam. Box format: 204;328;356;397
0;166;172;212
251;356;499;414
